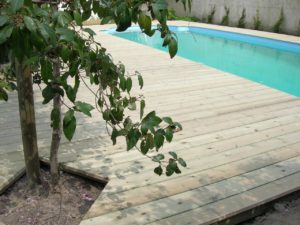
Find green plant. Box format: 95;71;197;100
0;0;191;187
168;9;177;20
253;9;262;30
168;9;199;22
298;19;300;36
273;7;284;33
221;6;230;26
237;8;246;28
207;5;216;24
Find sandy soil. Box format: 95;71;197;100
241;195;300;225
0;167;105;225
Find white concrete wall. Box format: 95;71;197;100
167;0;300;35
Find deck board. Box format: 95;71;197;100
1;23;300;224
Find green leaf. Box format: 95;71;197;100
101;17;111;25
56;11;73;27
0;15;9;27
152;154;164;162
82;10;91;21
24;56;39;65
178;158;187;167
111;128;118;145
73;11;82;26
24;16;36;32
83;28;96;36
63;109;76;141
126;77;132;92
123;117;133;131
138;12;152;33
0;25;13;45
162;35;171;47
56;27;75;42
75;101;94;117
137;74;144;89
42;85;55;104
40;59;53;83
162;117;173;124
128;98;136;111
165;128;173;142
119;76;126;91
166;160;179;176
168;37;178;59
10;0;24;12
60;47;71;62
140;140;149;155
126;128;141;150
146;134;154;149
154;129;165;149
140;99;145;120
51;108;60;129
152;0;168;12
103;109;111;121
154;166;163;176
0;88;8;101
65;85;76;103
174;122;183;130
141;111;162;134
169;151;177;159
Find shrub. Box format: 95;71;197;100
253;9;262;30
168;9;177;20
221;6;230;26
168;9;199;22
207;5;216;24
298;20;300;36
238;8;246;28
272;8;284;33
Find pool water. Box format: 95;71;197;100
107;26;300;97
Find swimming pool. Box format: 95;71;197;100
106;26;300;97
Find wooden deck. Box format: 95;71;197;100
1;23;300;225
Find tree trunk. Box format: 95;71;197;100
15;59;41;188
50;59;61;185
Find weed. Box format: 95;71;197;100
253;9;262;30
168;9;177;20
272;7;284;33
207;5;216;24
167;9;199;22
237;8;246;28
221;6;230;26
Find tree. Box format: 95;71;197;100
0;0;191;187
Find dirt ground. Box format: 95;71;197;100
0;167;105;225
241;194;300;225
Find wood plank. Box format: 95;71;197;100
146;173;300;225
84;142;300;219
79;156;300;225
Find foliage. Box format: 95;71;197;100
237;8;246;28
0;66;16;101
253;9;262;30
0;0;191;177
298;19;300;36
207;5;216;24
168;9;199;22
221;6;230;26
272;7;284;33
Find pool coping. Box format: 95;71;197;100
87;20;300;45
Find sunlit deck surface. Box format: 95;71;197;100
1;22;300;225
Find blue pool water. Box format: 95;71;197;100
106;26;300;97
